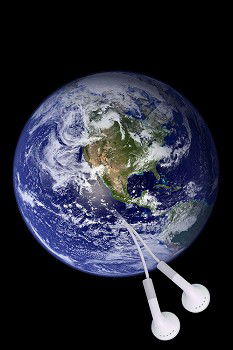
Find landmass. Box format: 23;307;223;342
83;108;172;213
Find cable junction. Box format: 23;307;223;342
113;210;161;277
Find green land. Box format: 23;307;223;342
83;109;171;212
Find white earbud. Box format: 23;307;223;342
157;261;210;313
143;278;180;340
116;211;210;338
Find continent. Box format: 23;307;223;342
83;109;170;213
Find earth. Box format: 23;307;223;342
13;72;219;277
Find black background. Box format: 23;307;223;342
3;8;229;349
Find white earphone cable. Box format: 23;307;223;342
114;210;161;264
127;224;149;279
125;223;161;263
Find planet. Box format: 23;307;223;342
13;72;219;277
